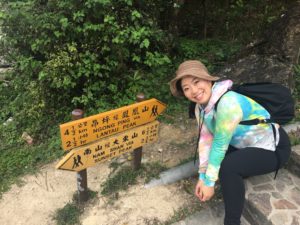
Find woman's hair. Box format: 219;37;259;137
176;79;183;96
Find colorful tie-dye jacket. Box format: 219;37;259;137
195;80;279;187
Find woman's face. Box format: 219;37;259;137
181;75;212;105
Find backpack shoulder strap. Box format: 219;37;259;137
215;90;230;112
216;88;273;125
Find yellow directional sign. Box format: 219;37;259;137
60;98;166;150
56;121;159;171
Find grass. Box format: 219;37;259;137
0;134;63;198
164;207;196;225
53;189;98;225
54;203;81;225
101;165;141;196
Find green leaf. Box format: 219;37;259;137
140;38;150;49
131;10;141;20
59;18;68;29
54;31;62;38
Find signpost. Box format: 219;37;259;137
71;109;88;202
56;120;159;171
56;96;166;203
60;98;166;150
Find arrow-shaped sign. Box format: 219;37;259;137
56;121;159;171
60;98;166;150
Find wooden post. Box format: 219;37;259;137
132;93;145;170
72;109;88;203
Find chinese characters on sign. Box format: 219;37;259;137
56;121;159;171
60;99;166;150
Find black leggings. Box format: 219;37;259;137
219;127;291;225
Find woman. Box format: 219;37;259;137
169;60;291;225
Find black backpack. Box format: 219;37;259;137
216;82;295;125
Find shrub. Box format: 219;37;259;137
0;0;172;141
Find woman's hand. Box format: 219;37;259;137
194;180;215;202
194;179;204;200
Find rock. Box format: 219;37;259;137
290;187;300;205
248;174;272;186
253;184;274;192
3;117;13;126
270;212;290;225
21;132;33;145
292;216;300;225
261;2;300;65
218;1;300;90
247;193;272;217
273;199;297;209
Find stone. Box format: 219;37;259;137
247;175;272;186
273;199;297;209
253;184;274;192
270;212;289;225
292;216;300;225
275;182;285;192
292;145;300;153
287;152;300;177
290;187;300;206
295;150;300;156
247;193;272;216
271;192;283;199
275;174;293;192
279;172;294;185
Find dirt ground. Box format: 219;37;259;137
0;115;203;225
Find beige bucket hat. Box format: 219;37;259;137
169;60;220;96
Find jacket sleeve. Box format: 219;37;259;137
198;123;214;174
203;94;243;187
195;105;214;174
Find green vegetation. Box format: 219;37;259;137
53;189;97;225
54;203;81;225
177;38;241;71
0;0;297;198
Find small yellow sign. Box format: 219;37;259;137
56;121;159;171
60;98;166;150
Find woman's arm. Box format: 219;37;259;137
204;93;243;186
